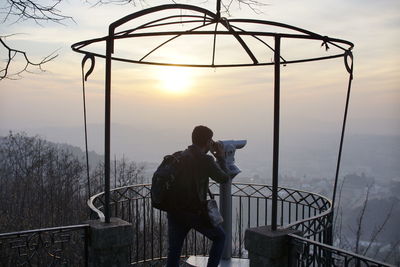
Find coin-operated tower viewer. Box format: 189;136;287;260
217;140;247;260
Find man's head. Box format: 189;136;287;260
192;125;213;150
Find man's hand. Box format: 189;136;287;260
211;141;225;158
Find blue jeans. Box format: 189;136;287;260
166;210;225;267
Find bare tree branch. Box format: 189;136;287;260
88;0;267;15
364;201;396;256
0;0;72;80
383;240;400;263
354;183;372;254
85;0;148;8
0;35;58;80
231;0;266;14
1;0;73;24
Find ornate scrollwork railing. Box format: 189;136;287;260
289;234;395;267
0;224;89;267
227;183;332;239
0;182;392;266
88;182;332;263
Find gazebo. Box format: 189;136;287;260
72;1;354;265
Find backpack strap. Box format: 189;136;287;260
208;189;214;200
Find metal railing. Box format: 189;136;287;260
88;182;332;263
2;182;388;266
289;234;395;267
0;224;89;267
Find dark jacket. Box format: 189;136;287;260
172;145;230;213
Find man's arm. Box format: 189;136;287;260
205;156;230;183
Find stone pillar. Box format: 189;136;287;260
86;217;133;267
244;226;300;267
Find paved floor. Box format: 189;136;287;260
186;256;249;267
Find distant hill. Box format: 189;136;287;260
1;126;399;181
0;133;103;170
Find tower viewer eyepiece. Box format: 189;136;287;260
218;140;247;177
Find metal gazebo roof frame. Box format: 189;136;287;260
71;3;354;232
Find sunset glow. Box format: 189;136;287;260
156;66;193;94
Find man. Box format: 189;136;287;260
166;125;231;267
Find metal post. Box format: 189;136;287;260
216;0;221;17
104;34;113;223
271;36;281;231
332;54;353;210
220;179;232;260
330;54;353;245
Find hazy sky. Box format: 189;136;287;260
0;0;399;163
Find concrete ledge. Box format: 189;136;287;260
86;217;133;250
244;226;300;267
86;217;133;267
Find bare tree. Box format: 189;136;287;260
0;132;86;231
364;201;395;256
91;155;145;194
354;183;372;254
0;131;148;232
333;178;399;265
383;240;400;265
114;156;145;187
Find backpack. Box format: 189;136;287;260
151;151;183;211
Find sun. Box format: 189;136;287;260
156;66;193;94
